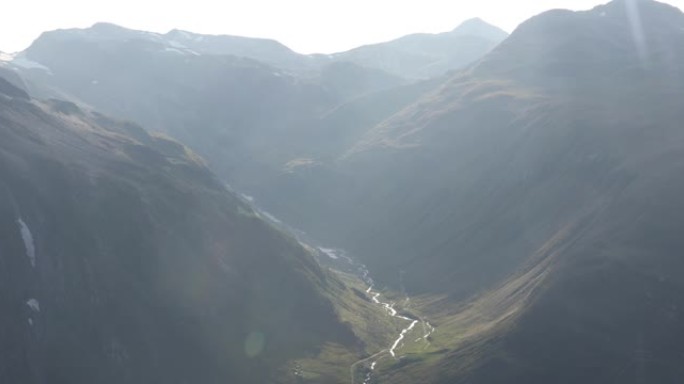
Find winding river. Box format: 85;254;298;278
234;185;436;383
318;248;435;384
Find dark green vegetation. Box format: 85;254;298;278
0;81;399;383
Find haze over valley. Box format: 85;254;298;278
2;1;684;383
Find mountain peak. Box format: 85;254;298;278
608;0;656;4
473;0;684;83
89;22;127;31
594;0;681;12
86;22;147;39
451;17;509;41
31;22;163;46
455;17;490;29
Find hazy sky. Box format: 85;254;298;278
1;0;683;54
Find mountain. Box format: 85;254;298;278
163;27;311;71
0;20;503;201
8;2;684;381
0;53;31;92
1;23;410;196
26;22;313;71
331;18;508;79
257;0;684;382
450;17;511;41
0;77;396;383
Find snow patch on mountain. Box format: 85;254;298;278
26;298;40;312
17;218;36;267
0;52;15;62
11;55;53;75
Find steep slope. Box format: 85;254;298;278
283;0;684;292
0;79;381;383
332;18;508;79
251;77;442;232
0;21;503;205
271;0;684;382
0;54;33;92
6;23;407;194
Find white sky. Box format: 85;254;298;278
1;0;683;54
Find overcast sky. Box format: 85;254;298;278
1;0;683;54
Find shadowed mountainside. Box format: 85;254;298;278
3;23;413;194
263;1;684;382
0;79;389;384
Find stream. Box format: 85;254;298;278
231;192;435;383
318;248;435;384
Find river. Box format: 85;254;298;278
317;247;435;384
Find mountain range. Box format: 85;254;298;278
2;72;426;383
1;18;505;198
260;1;684;382
331;18;508;79
4;1;684;383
